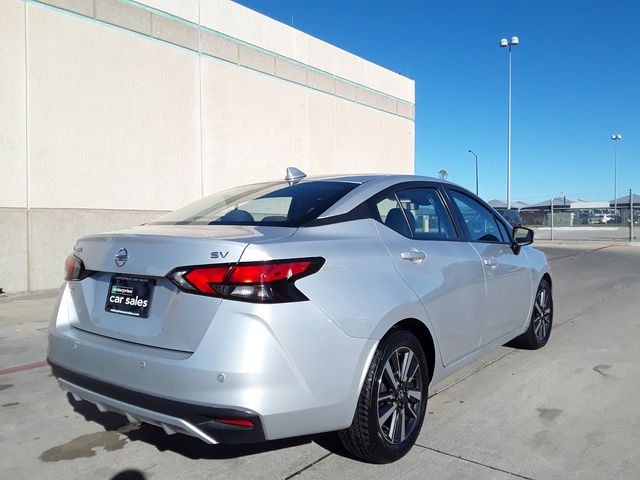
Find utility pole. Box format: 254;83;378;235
550;197;554;241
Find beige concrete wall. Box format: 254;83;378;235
0;0;27;208
28;6;202;210
0;209;29;293
0;1;28;294
137;0;415;103
27;209;165;291
201;59;414;194
0;0;415;293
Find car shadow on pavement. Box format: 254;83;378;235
111;470;146;480
69;394;351;460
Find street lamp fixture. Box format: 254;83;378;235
467;149;479;196
611;134;622;213
500;36;519;209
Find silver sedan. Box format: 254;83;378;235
48;169;552;463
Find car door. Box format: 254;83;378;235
372;184;487;367
447;189;533;345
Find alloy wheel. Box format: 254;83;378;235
533;288;552;341
377;346;423;444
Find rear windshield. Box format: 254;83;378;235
150;181;359;227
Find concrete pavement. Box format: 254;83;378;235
530;226;637;242
1;243;639;479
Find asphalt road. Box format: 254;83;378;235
1;242;639;479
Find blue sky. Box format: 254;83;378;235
236;0;639;203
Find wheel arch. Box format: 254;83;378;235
391;318;436;385
541;272;552;289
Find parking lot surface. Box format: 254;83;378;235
1;242;639;479
530;226;636;242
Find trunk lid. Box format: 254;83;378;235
68;224;295;351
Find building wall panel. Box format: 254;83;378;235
27;6;202;211
1;0;415;293
0;0;27;208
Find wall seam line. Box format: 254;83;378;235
333;93;337;173
0;207;171;213
198;0;204;198
24;1;31;292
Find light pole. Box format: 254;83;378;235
500;36;519;209
467;149;479;195
611;134;622;213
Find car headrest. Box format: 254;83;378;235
217;209;254;223
385;208;413;237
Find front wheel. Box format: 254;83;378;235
338;329;428;463
513;279;553;349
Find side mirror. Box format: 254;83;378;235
513;226;534;246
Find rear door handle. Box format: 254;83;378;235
401;248;427;262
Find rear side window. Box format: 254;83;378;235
450;191;503;243
151;181;358;227
375;195;411;237
396;188;456;240
374;187;456;240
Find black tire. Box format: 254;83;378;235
513;279;553;349
338;328;428;463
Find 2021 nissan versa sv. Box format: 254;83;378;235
48;169;553;463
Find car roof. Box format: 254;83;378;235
302;174;457;219
301;173;448;185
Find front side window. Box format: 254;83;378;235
151;181;358;227
450;191;504;243
496;219;511;243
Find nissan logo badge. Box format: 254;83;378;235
114;248;128;267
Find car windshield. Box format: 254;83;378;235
150;180;359;227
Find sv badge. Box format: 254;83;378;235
210;251;229;259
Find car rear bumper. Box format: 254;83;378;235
48;284;378;441
50;361;265;444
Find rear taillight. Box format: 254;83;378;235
64;255;93;281
168;258;324;303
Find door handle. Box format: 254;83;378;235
401;248;427;262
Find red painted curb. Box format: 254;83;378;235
0;360;48;376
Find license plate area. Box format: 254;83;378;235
105;275;155;318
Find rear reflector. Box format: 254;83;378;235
168;257;324;303
214;418;254;428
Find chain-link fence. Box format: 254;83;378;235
520;207;639;241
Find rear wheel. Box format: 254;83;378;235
339;329;428;463
513;279;553;349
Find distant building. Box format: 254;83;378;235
610;194;640;207
487;199;530;210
